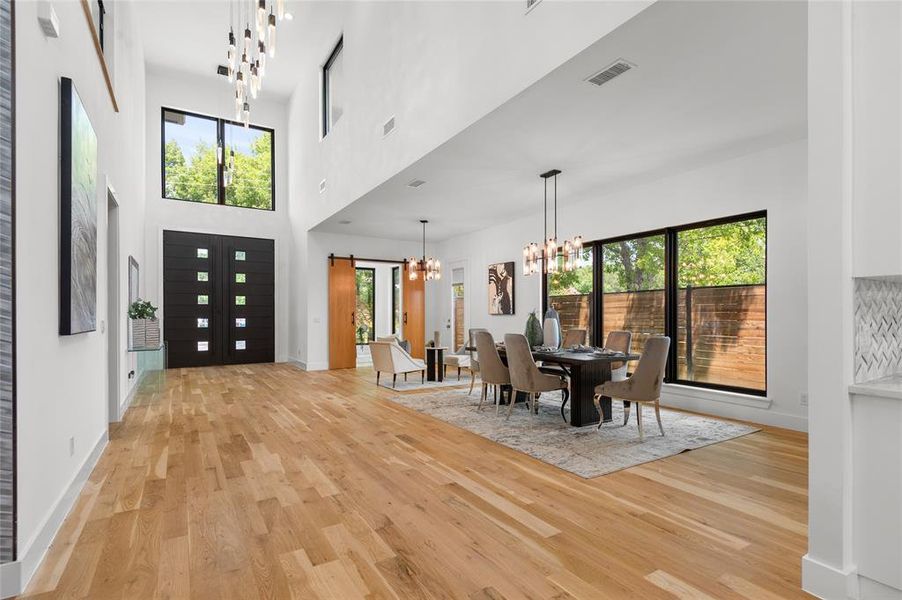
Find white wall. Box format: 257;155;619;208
804;2;902;598
143;70;291;361
287;0;651;232
13;0;146;587
429;140;809;431
286;1;651;368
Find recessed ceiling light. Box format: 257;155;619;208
407;179;426;188
284;12;293;20
338;219;352;225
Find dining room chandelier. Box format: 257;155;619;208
523;169;584;276
224;0;290;128
408;220;442;282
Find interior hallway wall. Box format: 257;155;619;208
12;0;147;592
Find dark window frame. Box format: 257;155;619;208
542;210;767;396
355;266;376;345
391;266;400;334
322;36;343;138
161;107;276;211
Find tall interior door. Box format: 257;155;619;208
403;264;425;359
328;258;357;369
163;230;275;368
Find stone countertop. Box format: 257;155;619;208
849;375;902;401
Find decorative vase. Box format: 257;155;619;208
525;311;543;348
543;306;562;349
130;318;146;349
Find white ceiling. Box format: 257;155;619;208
135;0;305;98
313;0;807;242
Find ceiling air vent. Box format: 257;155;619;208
407;179;426;188
383;116;396;137
585;59;635;87
319;179;327;194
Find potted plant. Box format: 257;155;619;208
525;310;544;348
128;299;159;349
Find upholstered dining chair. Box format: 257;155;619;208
593;336;670;440
369;341;426;388
604;330;633;382
473;330;510;412
562;329;587;348
504;334;569;419
466;328;488;395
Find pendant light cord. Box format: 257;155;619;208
554;173;558;240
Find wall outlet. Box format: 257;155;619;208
69;436;75;457
800;392;808;407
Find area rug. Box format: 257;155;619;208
386;389;759;478
375;375;473;392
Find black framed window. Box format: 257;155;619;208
392;266;400;334
162;108;275;211
546;246;595;346
601;234;666;367
543;211;767;396
322;37;343;137
356;267;375;344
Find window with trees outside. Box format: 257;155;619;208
601;234;666;370
547;247;594;346
392;266;400;334
544;212;767;395
356;267;375;345
163;108;274;211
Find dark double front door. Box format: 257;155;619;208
163;230;275;368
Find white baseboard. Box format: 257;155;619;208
116;371;145;421
802;554;860;599
661;385;808;431
2;430;109;598
287;358;328;371
859;575;902;599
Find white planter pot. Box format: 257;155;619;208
130;319;146;349
145;318;160;348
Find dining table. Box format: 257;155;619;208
490;346;641;427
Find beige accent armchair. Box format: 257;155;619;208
604;330;633;382
369;341;426;388
594;336;670;440
504;334;569;419
474;331;509;412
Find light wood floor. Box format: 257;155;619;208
20;363;811;599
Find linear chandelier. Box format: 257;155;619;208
408;220;442;282
224;0;291;128
523;169;584;276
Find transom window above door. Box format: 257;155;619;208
162;108;275;211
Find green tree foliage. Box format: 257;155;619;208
548;218;766;296
225;132;273;209
548;249;594;296
164;131;273;210
676;218;765;287
356;269;375;344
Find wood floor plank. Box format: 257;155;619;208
17;364;812;599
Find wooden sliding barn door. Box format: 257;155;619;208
328;258;357;369
403;264;425;359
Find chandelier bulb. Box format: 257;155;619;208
276;0;285;20
268;12;277;57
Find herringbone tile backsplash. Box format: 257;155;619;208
854;277;902;383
